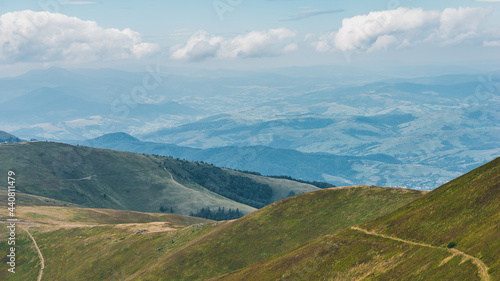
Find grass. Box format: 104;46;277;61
215;158;499;281
0;142;256;215
0;141;496;280
361;157;500;279
9;206;211;229
0;185;422;281
224;169;320;201
0;141;328;217
132;186;424;280
0;205;213;281
215;229;481;281
0;227;41;281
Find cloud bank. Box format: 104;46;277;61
0;10;158;63
312;7;494;53
170;28;297;61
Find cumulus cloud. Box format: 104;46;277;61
484;40;500;47
170;28;297;61
0;10;159;63
311;7;493;53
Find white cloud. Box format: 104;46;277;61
311;7;493;53
0;10;159;63
484;40;500;47
170;28;297;61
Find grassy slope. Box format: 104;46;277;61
361;157;500;279
216;228;480;281
0;142;255;215
0;204;212;281
217;158;499;281
0;186;422;281
224;169;320;201
12;206;210;227
0;190;81;207
0;228;40;281
131;186;423;280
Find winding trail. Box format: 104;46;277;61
164;169;175;182
351;227;490;281
21;226;45;281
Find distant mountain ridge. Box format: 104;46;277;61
77;132;401;188
2;67;498;190
0;141;321;215
0;130;23;143
0;142;497;280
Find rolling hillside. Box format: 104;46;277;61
0;139;496;280
0;186;423;280
78;132;397;187
0;201;211;281
130;186;424;281
216;157;500;281
0;141;322;216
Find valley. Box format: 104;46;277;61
1;68;498;190
0;152;497;280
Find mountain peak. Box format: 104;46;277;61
92;132;140;143
0;130;22;143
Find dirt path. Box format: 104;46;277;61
351;227;490;281
164;169;175;182
21;226;45;281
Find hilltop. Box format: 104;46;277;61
0;185;424;280
0;141;322;216
216;157;500;281
0;140;497;280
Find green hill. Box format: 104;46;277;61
0;186;423;281
216;157;500;281
0;141;322;216
1;140;496;280
131;186;423;281
0;206;213;281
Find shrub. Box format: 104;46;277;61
447;241;457;248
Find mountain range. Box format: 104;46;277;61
0;141;323;216
1;67;498;190
76;132;398;188
0;139;497;280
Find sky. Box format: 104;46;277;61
0;0;499;76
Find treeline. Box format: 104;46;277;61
159;160;274;209
267;175;336;189
190;207;243;221
235;169;336;189
159;205;175;213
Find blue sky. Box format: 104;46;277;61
0;0;499;75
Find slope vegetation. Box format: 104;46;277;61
0;141;323;216
361;156;500;279
0;186;422;281
131;186;423;280
216;158;499;281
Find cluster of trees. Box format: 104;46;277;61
267;175;335;189
159;205;175;213
185;166;273;208
190;207;243;221
232;169;335;189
